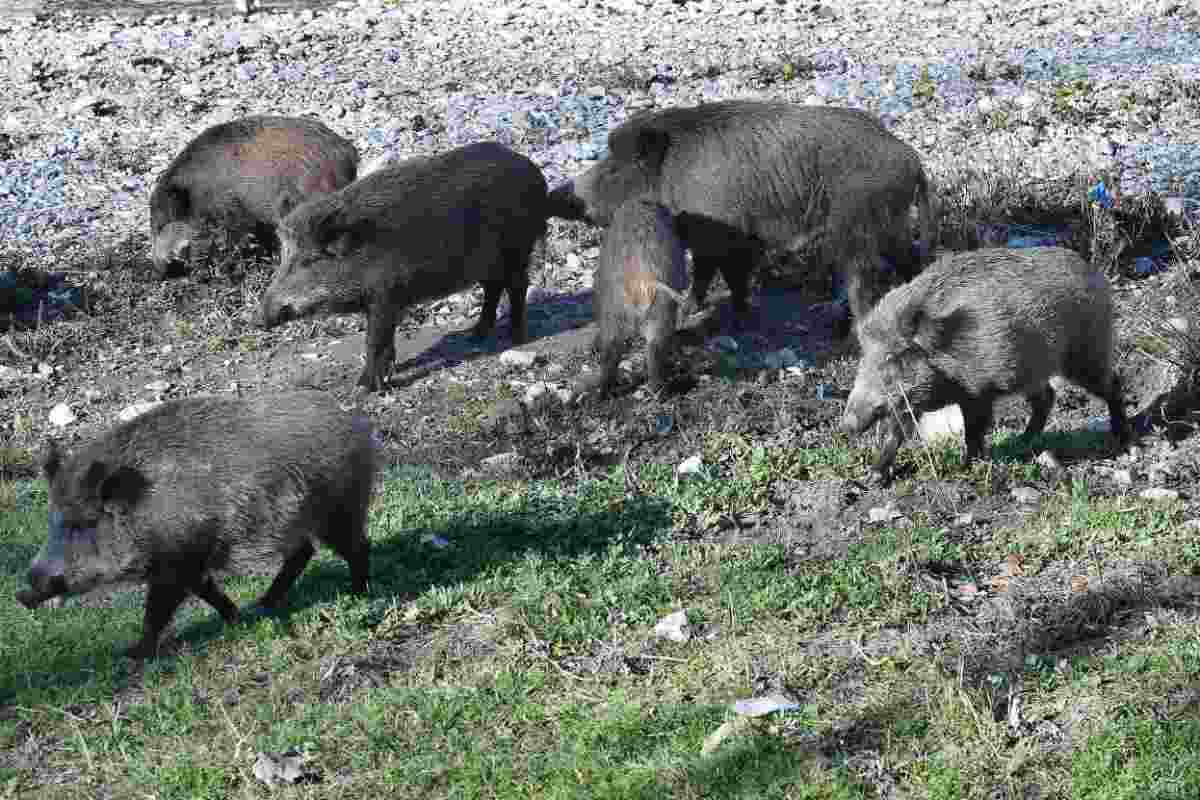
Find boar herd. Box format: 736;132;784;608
16;100;1135;658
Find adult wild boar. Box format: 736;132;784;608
584;197;690;395
259;141;549;391
16;392;377;659
547;101;935;325
150;115;358;277
841;246;1131;482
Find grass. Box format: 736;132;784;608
1;433;1199;799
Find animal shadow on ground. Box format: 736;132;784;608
383;288;599;391
2;482;675;696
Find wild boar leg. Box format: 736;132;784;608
359;306;398;390
126;581;191;659
255;541;317;610
192;574;241;623
474;281;505;340
1023;385;1055;439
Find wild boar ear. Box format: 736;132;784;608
160;185;190;218
42;440;62;479
321;227;358;258
634;128;671;171
908;307;969;354
99;466;150;509
82;461;149;509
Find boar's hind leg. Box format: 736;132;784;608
359;308;398;391
126;581;191;659
1105;376;1132;447
506;276;530;346
192;574;240;623
1023;384;1055;439
474;281;504;341
255;541;317;610
324;518;371;596
1069;361;1132;447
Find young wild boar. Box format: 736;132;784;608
547;101;935;325
149;115;359;277
15;392;377;659
259;141;549;391
583;198;690;396
841;246;1131;482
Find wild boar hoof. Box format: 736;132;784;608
122;641;160;661
15;588;44;609
356;371;386;393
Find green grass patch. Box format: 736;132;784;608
3;450;1200;798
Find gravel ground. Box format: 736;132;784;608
1;0;1199;449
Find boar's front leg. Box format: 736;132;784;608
871;416;906;484
254;541;316;611
359;306;398;391
125;580;191;660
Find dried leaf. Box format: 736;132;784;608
1003;553;1025;577
1070;575;1089;593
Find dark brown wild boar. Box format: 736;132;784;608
149;115;358;277
16;392;377;660
547;101;934;327
841;246;1131;483
582;197;689;396
259;141;549;391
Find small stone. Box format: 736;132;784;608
1168;316;1190;334
1011;487;1041;504
952;513;974;528
223;687;241;707
1111;469;1134;486
565;252;583;271
653;610;691;642
523;381;553;409
868;506;902;524
676;454;703;477
1140;487;1180;502
1183;519;1200;531
733;692;802;717
48;403;76;428
1035;451;1062;472
499;349;538;368
554;387;575;405
480;451;524;476
918;405;964;442
119;401;164;423
144;379;171;393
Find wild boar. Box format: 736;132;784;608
16;392;377;659
258;141;549;391
547;101;934;325
582;197;690;395
149;115;358;277
841;246;1131;482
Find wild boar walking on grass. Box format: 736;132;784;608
16;392;377;660
840;246;1131;483
259;141;549;391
